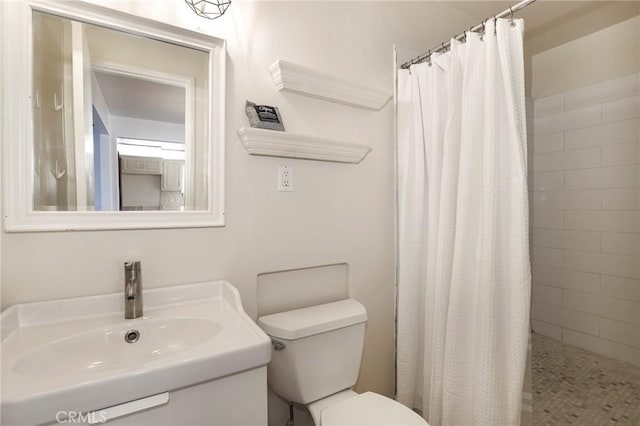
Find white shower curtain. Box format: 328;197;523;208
396;19;531;426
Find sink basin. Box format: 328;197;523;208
13;318;223;376
1;281;271;426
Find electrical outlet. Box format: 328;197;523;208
278;165;293;192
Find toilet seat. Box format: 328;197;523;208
320;392;428;426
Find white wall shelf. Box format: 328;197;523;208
237;127;371;164
269;60;392;110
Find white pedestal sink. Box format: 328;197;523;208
1;281;271;426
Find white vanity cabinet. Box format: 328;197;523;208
43;367;268;426
161;160;184;191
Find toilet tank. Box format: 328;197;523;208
258;299;367;404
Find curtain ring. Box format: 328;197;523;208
493;15;497;35
426;50;432;67
509;6;516;27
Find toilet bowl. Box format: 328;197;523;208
258;299;428;426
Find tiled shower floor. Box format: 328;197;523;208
532;332;640;425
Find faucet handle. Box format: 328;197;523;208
124;261;141;271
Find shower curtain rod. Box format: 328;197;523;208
400;0;537;69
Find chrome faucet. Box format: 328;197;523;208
124;261;143;319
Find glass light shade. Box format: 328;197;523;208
185;0;231;20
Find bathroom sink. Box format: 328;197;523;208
12;318;223;376
1;281;271;425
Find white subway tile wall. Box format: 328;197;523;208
531;72;640;366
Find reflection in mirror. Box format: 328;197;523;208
32;10;209;212
118;138;186;211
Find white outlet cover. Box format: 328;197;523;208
278;165;293;192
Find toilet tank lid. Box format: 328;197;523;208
258;299;367;340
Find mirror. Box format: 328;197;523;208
2;1;225;230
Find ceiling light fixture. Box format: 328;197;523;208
184;0;231;20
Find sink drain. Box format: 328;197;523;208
124;329;140;343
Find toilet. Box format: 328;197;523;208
258;299;428;426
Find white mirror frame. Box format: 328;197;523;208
1;0;226;231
